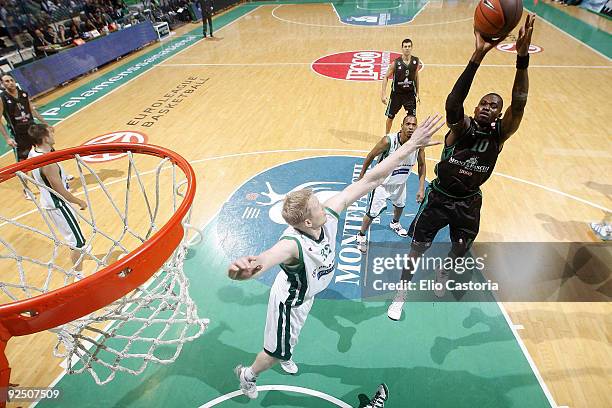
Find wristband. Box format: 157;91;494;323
516;54;530;70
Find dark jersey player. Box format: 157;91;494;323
381;38;420;134
387;15;535;321
0;73;50;162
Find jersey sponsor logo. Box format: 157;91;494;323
312;51;401;82
217;156;433;300
496;43;543;54
316;265;335;280
80;131;149;163
448;156;490;173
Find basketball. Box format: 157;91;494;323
474;0;524;39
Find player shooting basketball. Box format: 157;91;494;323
387;14;535;320
227;115;444;399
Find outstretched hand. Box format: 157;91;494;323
515;14;535;56
409;114;444;148
474;30;506;56
228;256;263;280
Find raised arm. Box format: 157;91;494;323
357;136;390;180
445;31;504;146
325;115;443;214
228;238;298;281
381;63;395;105
500;15;534;143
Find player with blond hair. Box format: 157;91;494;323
228;115;444;399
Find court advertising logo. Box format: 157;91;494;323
312;51;401;81
80;131;148;163
126;76;209;128
496;43;543;54
217;156;368;300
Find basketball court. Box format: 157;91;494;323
0;1;610;407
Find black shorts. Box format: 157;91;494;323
12;131;33;162
385;92;416;119
408;186;482;250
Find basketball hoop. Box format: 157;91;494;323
0;143;208;405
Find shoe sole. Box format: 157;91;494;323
280;366;298;375
387;312;401;321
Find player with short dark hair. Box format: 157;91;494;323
1;73;51;199
0;73;50;163
387;15;535;320
381;38;420;134
356;115;427;253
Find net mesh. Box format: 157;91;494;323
0;148;208;385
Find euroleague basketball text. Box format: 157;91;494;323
126;76;209;127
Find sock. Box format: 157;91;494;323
358;231;365;236
392;218;399;224
244;366;256;382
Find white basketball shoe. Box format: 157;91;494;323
234;365;258;399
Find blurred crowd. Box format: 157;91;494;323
0;0;193;59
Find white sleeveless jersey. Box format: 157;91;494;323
272;208;340;306
28;148;70;209
379;132;418;185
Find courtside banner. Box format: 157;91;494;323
579;0;607;14
13;22;158;97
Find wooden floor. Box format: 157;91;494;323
0;2;610;407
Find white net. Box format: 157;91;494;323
0;148;208;385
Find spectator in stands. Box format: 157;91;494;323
83;0;96;18
20;14;39;33
15;30;34;49
92;10;109;31
0;3;9;21
41;0;59;14
69;17;82;38
57;23;68;43
4;14;19;37
82;16;97;32
45;24;59;44
32;28;51;57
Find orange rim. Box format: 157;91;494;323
0;143;196;336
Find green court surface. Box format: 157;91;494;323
38;218;552;408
